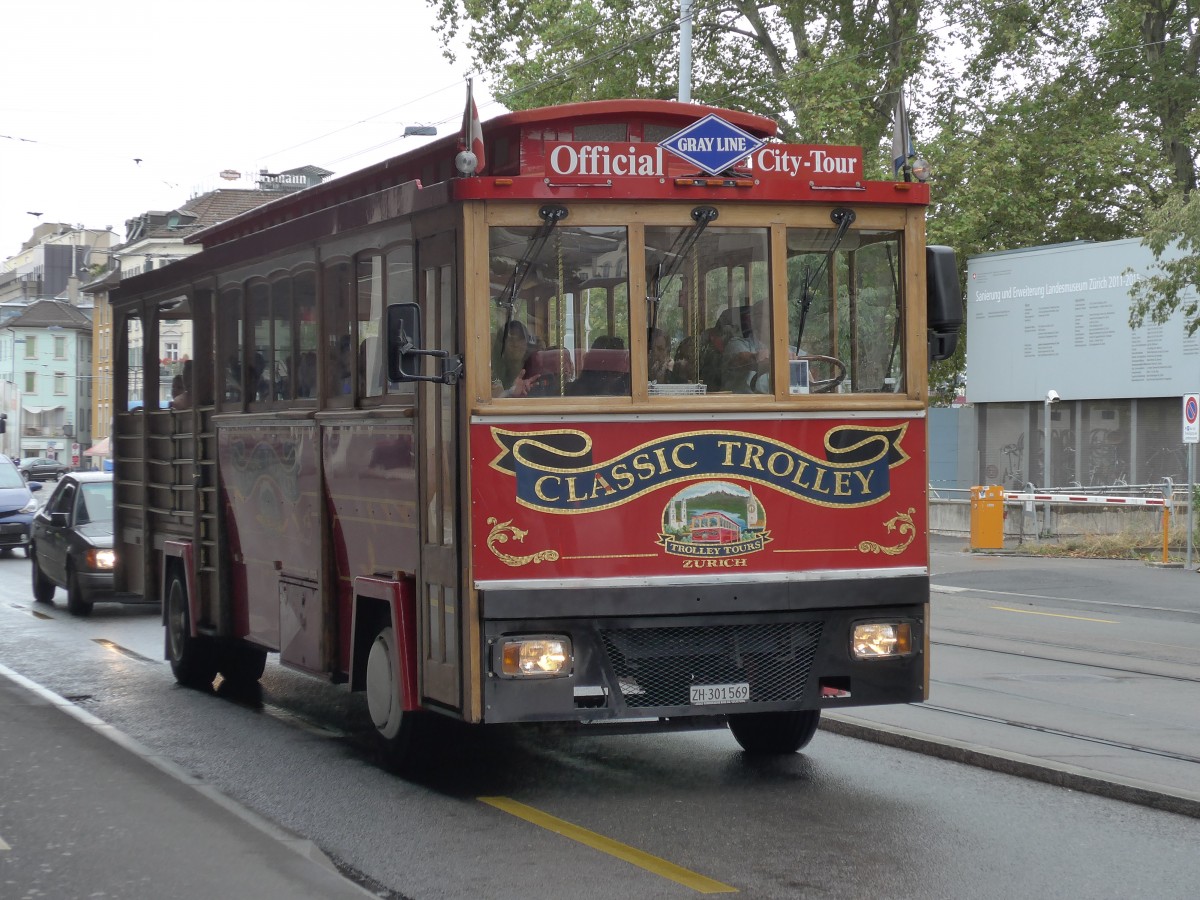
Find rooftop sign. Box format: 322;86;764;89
658;114;766;175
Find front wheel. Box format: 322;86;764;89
728;709;821;754
31;548;56;604
65;566;93;617
166;572;218;689
364;625;434;770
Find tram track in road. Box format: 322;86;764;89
931;632;1200;683
903;700;1200;766
932;583;1200;623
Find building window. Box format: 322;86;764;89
164;342;179;362
54;374;66;395
54;336;66;359
24;372;35;393
23;336;36;359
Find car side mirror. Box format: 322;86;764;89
29;482;42;492
926;245;963;363
50;511;70;528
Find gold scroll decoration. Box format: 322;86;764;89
858;508;916;556
486;517;561;568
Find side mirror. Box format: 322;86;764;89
29;481;42;493
50;511;70;528
926;245;963;362
386;302;463;386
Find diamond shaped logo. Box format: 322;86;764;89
658;114;766;176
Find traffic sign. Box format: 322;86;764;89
1183;393;1199;444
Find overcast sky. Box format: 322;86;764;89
0;1;496;263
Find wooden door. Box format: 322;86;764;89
416;232;461;708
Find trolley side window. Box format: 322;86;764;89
645;226;771;396
488;224;630;399
217;285;244;405
294;271;318;401
323;261;354;401
382;244;416;400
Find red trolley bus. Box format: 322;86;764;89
108;99;960;764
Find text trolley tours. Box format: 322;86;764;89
107;99;961;765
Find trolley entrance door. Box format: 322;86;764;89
416;231;461;709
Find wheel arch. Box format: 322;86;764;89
349;576;420;711
160;541;197;633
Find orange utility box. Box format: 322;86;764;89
969;485;1005;550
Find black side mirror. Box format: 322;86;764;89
926;245;963;362
386;302;463;386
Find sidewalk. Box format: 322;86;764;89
0;665;375;900
822;704;1200;820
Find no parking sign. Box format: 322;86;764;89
1184;394;1199;444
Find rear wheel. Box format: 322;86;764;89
166;572;218;689
365;625;433;770
30;547;56;604
727;709;821;754
65;566;93;617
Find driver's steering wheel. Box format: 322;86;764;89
799;355;847;393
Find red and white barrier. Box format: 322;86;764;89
1003;492;1170;508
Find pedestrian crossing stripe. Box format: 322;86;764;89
0;837;10;851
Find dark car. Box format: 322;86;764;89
0;457;43;555
30;472;116;616
19;456;71;482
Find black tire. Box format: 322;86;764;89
218;642;268;685
728;709;821;754
166;572;218;689
65;565;93;617
364;625;434;770
30;548;56;604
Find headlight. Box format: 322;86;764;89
497;636;572;677
851;623;913;659
85;549;116;570
20;498;38;513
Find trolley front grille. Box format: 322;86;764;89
599;622;823;709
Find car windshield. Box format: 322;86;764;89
78;482;114;523
0;466;24;489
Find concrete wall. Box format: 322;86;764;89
931;496;1179;539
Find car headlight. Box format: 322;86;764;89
85;549;116;570
20;497;38;513
495;636;573;677
851;622;914;659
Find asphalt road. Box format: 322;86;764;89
1;546;1198;899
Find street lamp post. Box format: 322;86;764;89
1044;390;1060;534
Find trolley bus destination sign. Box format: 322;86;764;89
545;114;862;183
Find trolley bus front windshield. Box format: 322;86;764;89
486;205;905;402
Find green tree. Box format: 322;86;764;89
429;0;936;171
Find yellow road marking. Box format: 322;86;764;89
479;796;737;894
990;606;1117;624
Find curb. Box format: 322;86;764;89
0;662;377;896
821;713;1200;820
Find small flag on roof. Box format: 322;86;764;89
892;87;913;181
460;78;486;175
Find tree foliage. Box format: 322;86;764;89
428;0;1200;380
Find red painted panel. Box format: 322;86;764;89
470;417;927;582
321;422;419;671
